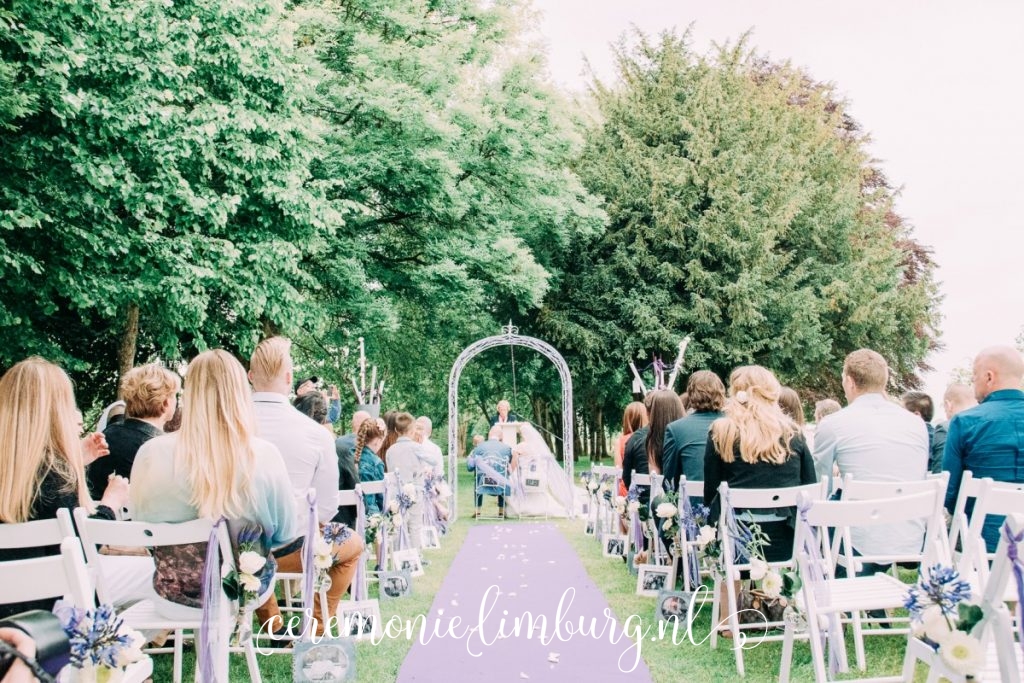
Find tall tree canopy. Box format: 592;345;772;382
542;30;940;418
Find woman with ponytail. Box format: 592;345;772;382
703;365;815;563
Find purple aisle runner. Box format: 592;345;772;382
397;524;653;682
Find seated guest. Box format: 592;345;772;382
778;387;805;426
248;337;362;635
902;390;937;470
662;371;726;490
615;402;647;497
468;426;513;518
336;410;372;470
354;419;386;515
943;346;1024;551
414;416;445;475
386;413;430;548
0;358;129;619
621;390;682;493
933;384;975;475
293;392;330;432
87;363;179;499
704;366;815;563
814;349;928;569
130;350;298;615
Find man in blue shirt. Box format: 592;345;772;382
468;426;513;518
943;345;1024;551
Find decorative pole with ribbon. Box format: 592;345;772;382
354;486;368;602
302;490;318;638
199;518;227;683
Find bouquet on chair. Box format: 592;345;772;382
904;565;983;678
313;523;354;592
729;520;801;627
222;526;271;646
54;601;145;683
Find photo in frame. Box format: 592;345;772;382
336;599;382;640
378;570;413;600
636;563;675;598
602;534;627;558
392;549;424;577
292;636;356;682
584;520;595;536
655;590;694;625
420;527;441;550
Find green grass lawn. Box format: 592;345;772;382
151;462;932;681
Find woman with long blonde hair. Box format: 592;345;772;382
0;357;129;618
130;350;297;611
703;365;815;563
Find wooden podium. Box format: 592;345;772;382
495;421;521;447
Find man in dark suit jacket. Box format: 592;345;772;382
661;371;726;491
489;399;521;427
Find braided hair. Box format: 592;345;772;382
354;417;385;465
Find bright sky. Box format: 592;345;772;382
531;0;1024;417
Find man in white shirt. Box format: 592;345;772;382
814;348;929;571
414;416;445;476
249;337;364;637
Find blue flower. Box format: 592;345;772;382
322;522;352;545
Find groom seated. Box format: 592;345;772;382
468;426;512;518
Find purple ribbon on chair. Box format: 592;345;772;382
632;508;644;551
303;490;317;634
796;497;844;676
199;517;226;683
379;477;391;571
1002;523;1024;658
679;480;700;589
354;486;368;602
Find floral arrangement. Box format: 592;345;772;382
312;522;353;590
624;483;649;523
652;491;679;535
422;469;451;527
580;471;600;495
364;513;386;546
904;565;983;677
55;601;145;682
222;526;268;642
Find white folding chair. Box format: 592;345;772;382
902;512;1024;683
277;488;330;637
959;479;1024;602
359;479;386;579
779;489;950;682
835;472;951;636
632;472;668;563
709;480;827;676
74;510;250;683
591;465;621;531
675;477;706;593
0;537;155;683
0;507;75;550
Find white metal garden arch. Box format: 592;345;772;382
447;324;574;521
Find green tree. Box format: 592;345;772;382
0;0;340;406
542;30;940;423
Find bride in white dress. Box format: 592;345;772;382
507;423;575;518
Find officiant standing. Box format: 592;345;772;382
489;399;521;426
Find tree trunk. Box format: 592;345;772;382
117;303;140;383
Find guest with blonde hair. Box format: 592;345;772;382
0;357;129;619
131;350;298;614
704;365;815;563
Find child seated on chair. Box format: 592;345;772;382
467;426;513;518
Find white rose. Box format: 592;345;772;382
627;501;640;514
116;629;146;667
402;483;417;498
239;572;261;593
655;502;678;519
238;550;266;575
749;558;768;581
697;525;717;548
939;631;984;677
314;552;334;570
388;499;400;514
921;605;953;643
761;570;783;599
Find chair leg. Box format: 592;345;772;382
710;576;721;650
244;637;263;683
173;629;183;683
778;623;794;683
806;613;828;683
900;639;919;683
726;579;745;676
852;610;866;671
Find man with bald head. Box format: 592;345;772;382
930;384;977;474
943;345;1024;551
